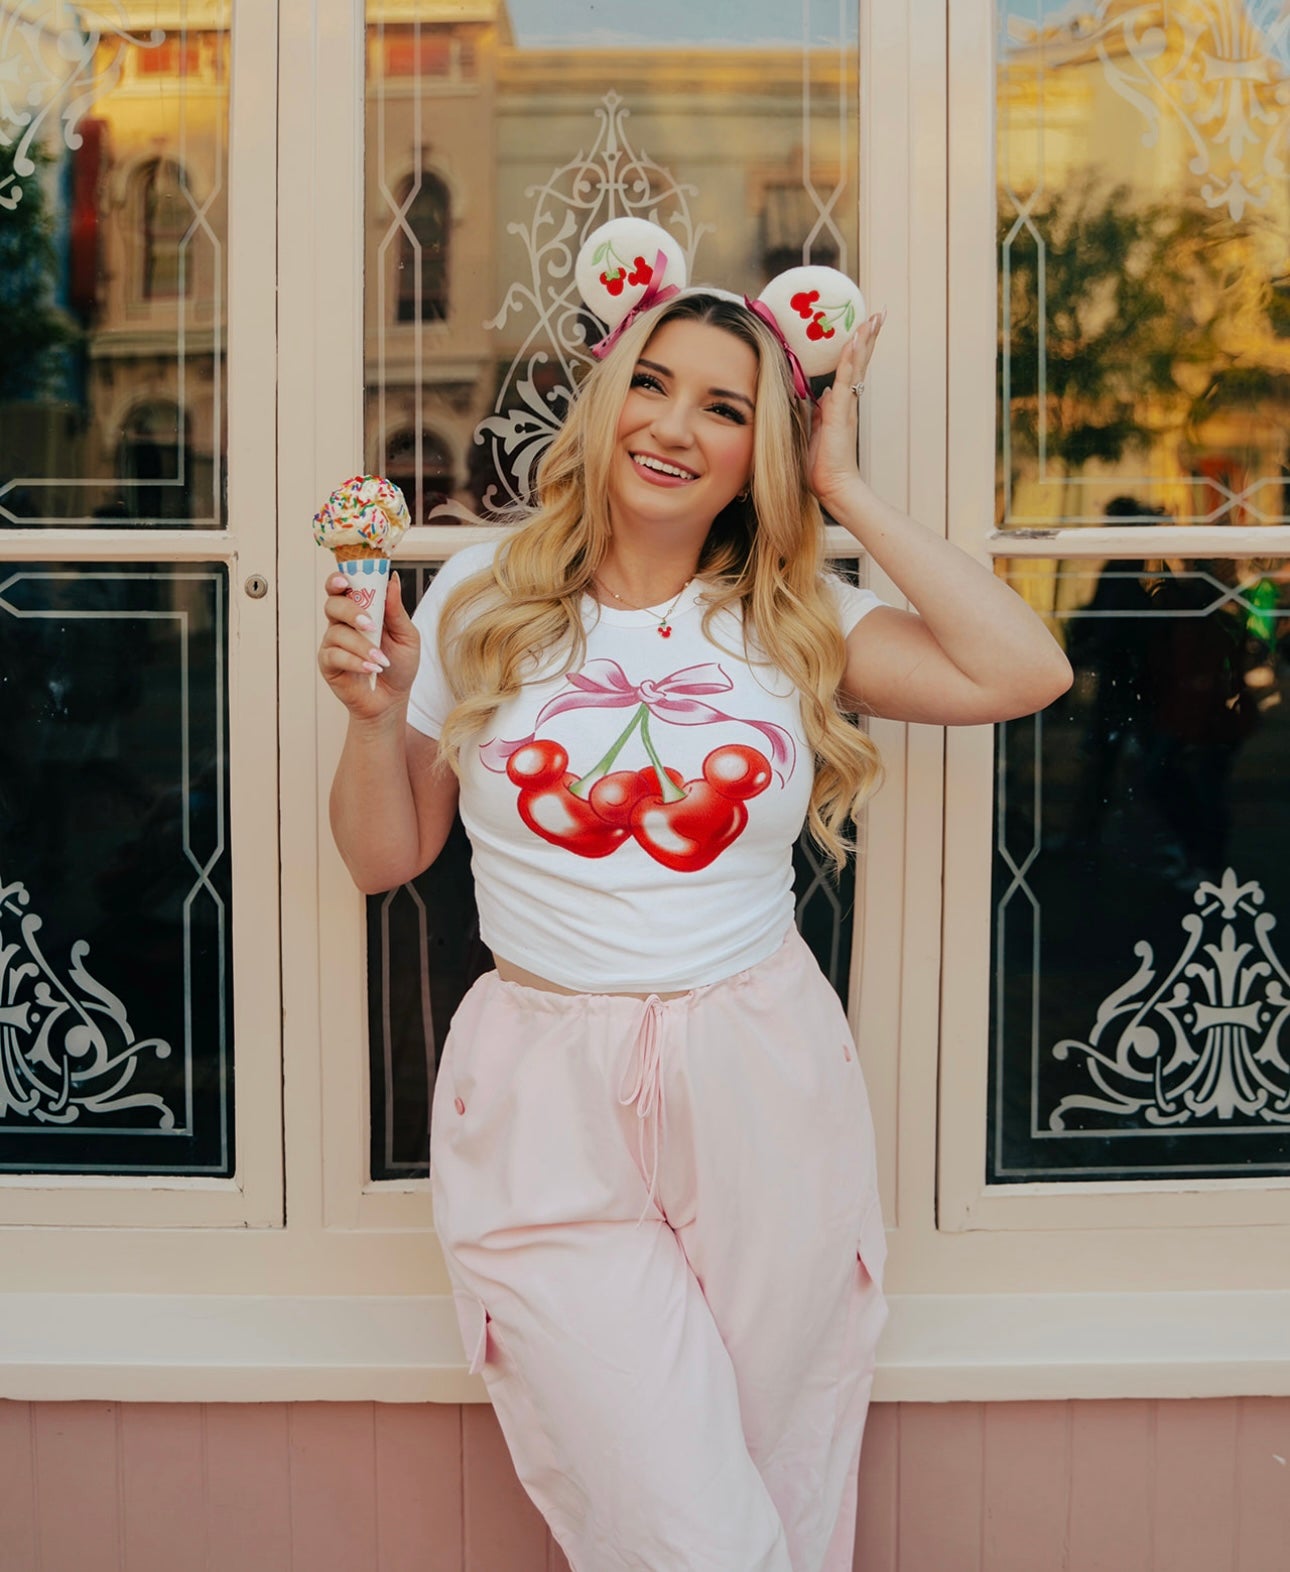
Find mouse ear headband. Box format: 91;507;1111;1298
574;217;866;402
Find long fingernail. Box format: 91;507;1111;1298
370;649;391;668
355;613;373;631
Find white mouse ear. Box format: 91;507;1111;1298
575;218;688;333
754;265;867;379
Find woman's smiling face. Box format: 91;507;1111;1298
607;316;758;543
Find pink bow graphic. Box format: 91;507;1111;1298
743;297;815;402
480;659;797;783
590;251;680;360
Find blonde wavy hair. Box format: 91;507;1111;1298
436;293;882;868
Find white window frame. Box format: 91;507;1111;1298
6;0;1290;1405
937;0;1290;1266
0;0;281;1234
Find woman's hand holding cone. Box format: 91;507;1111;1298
318;569;421;720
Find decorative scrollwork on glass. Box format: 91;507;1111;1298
1042;1;1290;222
0;2;164;213
474;89;708;514
1051;868;1290;1129
0;876;175;1127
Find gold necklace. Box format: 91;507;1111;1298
595;575;692;639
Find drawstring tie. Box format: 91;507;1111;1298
618;996;666;1223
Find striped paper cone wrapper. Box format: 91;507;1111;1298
332;547;390;690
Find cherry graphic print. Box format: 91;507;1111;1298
701;744;772;801
483;659;793;870
515;773;630;859
505;738;568;789
628;745;772;872
588;766;682;829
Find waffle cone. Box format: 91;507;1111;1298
331;542;386;562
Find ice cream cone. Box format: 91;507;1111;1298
314;476;411;691
332;549;391;690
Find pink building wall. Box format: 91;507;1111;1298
2;1397;1288;1570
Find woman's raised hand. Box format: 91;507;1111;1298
807;311;885;512
317;569;421;719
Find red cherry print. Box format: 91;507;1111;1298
790;288;820;319
627;255;653;286
600;269;626;296
634;766;685;796
659;626;672;638
630;780;749;873
587;770;643;828
517;775;629;858
701;744;772;802
806;317;824;341
506;738;569;789
588;766;683;828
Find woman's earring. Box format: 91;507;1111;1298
738;485;751;502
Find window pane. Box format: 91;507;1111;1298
362;4;862;1178
363;0;858;523
367;563;858;1181
989;557;1290;1182
0;564;233;1174
996;4;1290;528
0;6;229;527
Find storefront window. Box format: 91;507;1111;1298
996;3;1290;532
0;563;233;1175
990;557;1290;1181
0;7;229;528
362;1;863;1179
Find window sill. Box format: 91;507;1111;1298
4;1290;1289;1404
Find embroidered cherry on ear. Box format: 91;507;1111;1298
805;311;835;342
627;255;653;287
600;269;627;296
790;288;820;319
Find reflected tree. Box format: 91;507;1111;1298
999;173;1225;512
0;141;77;402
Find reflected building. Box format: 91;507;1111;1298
364;1;857;521
1;0;856;529
998;3;1290;533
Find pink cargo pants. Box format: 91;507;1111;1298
430;929;888;1572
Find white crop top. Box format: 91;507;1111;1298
407;542;882;992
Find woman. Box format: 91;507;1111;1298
320;287;1071;1570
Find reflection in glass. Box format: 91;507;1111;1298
0;564;233;1174
367;562;858;1181
0;6;229;527
364;0;858;522
996;4;1290;528
989;555;1290;1181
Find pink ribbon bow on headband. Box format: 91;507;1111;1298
480;659;797;784
590;251;680;360
743;297;815;402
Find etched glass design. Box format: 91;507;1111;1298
0;563;233;1174
363;2;862;1178
363;0;858;523
0;2;229;527
996;3;1290;528
989;557;1290;1181
368;563;859;1182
